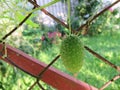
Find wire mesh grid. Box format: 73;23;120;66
0;0;120;90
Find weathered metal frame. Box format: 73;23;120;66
0;0;120;89
0;44;97;90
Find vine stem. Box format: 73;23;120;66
67;0;72;34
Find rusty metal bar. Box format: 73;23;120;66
0;44;98;90
28;55;60;90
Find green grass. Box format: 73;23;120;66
42;32;120;90
77;31;120;89
1;31;120;90
32;31;120;90
38;31;120;90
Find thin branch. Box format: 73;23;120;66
28;55;60;90
28;0;69;29
99;74;120;90
76;0;120;33
0;7;36;43
84;46;120;72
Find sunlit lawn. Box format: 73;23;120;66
2;30;120;90
78;31;120;89
38;30;120;90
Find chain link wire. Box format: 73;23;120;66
0;0;120;90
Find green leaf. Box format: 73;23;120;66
29;0;60;13
16;12;39;27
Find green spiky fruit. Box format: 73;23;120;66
60;35;84;73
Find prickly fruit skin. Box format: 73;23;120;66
60;35;84;73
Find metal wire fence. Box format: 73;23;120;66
37;0;68;26
0;0;120;90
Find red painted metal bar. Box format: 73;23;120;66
0;44;98;90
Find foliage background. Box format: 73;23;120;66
0;0;120;90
